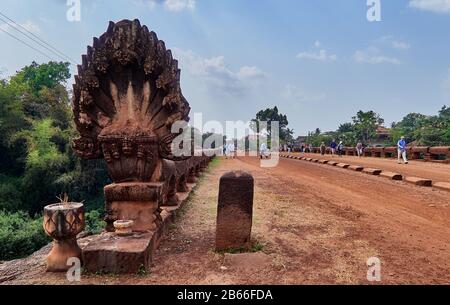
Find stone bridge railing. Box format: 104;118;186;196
306;146;450;162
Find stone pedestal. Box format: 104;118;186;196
83;184;196;273
82;231;156;273
43;203;85;272
46;238;82;272
104;182;164;232
216;171;254;251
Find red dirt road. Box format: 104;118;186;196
1;156;450;284
238;156;450;283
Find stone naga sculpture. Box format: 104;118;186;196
72;19;199;231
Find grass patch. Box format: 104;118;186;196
207;157;221;171
137;264;149;276
251;241;265;252
217;240;265;254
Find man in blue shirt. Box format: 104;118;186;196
397;136;408;164
330;140;337;155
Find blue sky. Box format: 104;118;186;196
0;0;450;136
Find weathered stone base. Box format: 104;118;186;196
82;231;156;274
433;182;450;192
46;238;82;272
104;182;164;232
380;171;403;180
405;176;432;187
82;184;195;274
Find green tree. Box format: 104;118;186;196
352;110;384;144
251;106;292;144
390;107;449;146
0;79;28;175
9;61;71;124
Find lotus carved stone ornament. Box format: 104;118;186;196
43;202;85;272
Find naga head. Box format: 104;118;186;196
72;19;191;183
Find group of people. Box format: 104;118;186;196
322;140;345;157
224;136;409;164
317;137;409;164
224;142;272;159
224;142;236;159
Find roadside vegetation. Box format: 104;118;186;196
305;109;450;147
0;61;108;260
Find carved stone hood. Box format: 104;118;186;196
72;19;191;182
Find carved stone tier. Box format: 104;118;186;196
83;183;195;273
99;128;159;182
104;182;164;232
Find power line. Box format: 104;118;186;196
0;11;77;64
0;26;55;61
0;11;78;65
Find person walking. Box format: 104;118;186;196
397;136;408;164
320;142;326;156
337;141;344;157
356;141;364;158
224;142;231;159
230;141;236;159
330;140;337;155
260;142;268;159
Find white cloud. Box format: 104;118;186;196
354;48;401;65
281;84;326;102
392;40;411;50
237;66;267;78
376;36;411;50
297;41;337;61
0;20;41;34
409;0;450;14
173;48;267;96
297;49;337;61
164;0;195;12
134;0;195;12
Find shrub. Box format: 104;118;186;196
0;175;22;212
0;211;50;260
85;209;105;235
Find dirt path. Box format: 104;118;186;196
294;152;450;183
1;156;450;284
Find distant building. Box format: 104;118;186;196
292;136;307;151
370;126;391;146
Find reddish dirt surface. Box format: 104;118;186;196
1;156;450;284
295;152;450;183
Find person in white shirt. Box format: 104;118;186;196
260;142;268;159
227;142;235;159
224;142;230;159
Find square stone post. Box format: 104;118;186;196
216;171;254;251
